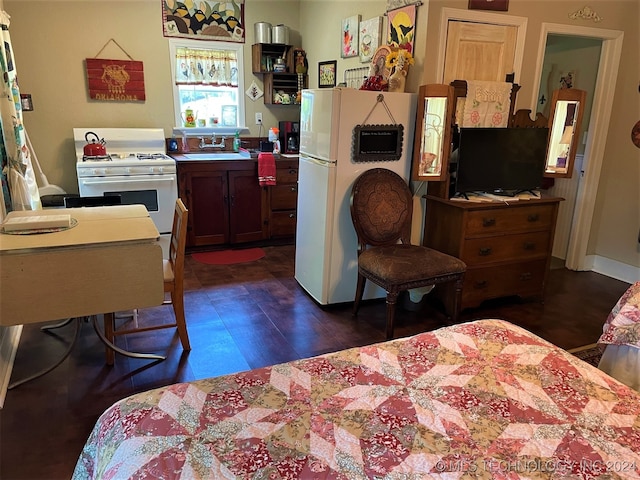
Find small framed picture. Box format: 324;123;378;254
318;60;337;88
468;0;509;11
20;94;33;111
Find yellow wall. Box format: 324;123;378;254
4;0;639;273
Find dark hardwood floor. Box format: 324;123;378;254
0;244;631;480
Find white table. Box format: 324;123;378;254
0;205;165;386
0;205;164;325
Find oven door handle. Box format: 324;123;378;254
80;176;176;185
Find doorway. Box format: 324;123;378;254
535;35;602;263
530;23;623;271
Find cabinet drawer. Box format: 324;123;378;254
270;210;296;237
465;204;556;236
276;167;298;184
461;231;551;266
462;260;547;308
270;184;298;210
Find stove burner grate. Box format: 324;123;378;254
83;155;111;162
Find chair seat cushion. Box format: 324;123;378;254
359;245;466;285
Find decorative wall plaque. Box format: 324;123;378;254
352;124;404;163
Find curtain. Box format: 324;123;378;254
0;10;40;221
174;47;238;86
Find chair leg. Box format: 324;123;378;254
171;292;191;351
353;273;366;316
385;292;399;340
103;313;115;366
447;277;464;325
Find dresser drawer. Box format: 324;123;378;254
461;231;551;266
276;167;298;184
462;260;547;308
465;204;556;236
270;210;296;237
270;184;298;210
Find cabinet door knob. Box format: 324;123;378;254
520;272;533;281
474;280;488;289
527;213;540;222
478;247;492;256
482;218;496;227
289;169;297;175
523;242;535;250
291;186;297;192
289;213;295;218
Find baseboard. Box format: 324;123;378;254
0;325;23;409
589;255;640;285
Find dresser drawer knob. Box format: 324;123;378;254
482;217;496;227
289;169;297;175
474;280;488;289
479;247;492;256
527;213;540;222
520;272;533;281
289;213;295;219
523;242;535;250
291;186;297;192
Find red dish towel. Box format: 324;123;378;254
258;153;276;186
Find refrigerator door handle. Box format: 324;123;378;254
300;156;336;167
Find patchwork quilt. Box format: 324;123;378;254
73;319;640;479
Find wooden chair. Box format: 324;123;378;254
103;198;191;364
350;168;467;340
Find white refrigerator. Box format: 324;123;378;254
295;88;417;305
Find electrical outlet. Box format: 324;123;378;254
255;112;263;125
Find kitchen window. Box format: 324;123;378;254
169;39;246;133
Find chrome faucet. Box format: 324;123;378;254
199;134;226;149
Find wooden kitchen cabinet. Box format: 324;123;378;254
423;195;562;310
268;160;298;238
178;161;267;247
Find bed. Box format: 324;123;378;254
73;319;640;479
598;282;640;391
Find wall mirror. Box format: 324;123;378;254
412;84;455;181
544;88;586;178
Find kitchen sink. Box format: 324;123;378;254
180;152;252;161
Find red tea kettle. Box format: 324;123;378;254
84;131;107;156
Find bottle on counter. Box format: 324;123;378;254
233;131;241;152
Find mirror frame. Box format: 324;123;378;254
544;88;586;179
411;84;455;181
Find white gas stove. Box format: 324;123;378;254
74;128;176;175
73;128;178;256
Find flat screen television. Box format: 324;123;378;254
453;127;549;197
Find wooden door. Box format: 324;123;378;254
443;21;517;84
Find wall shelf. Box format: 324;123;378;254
252;44;307;105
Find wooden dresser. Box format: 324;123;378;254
423;195;563;310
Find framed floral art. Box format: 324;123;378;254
341;15;360;58
318;60;337;88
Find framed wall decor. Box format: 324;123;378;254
341;15;360;58
359;17;383;63
468;0;509;11
318;60;337;88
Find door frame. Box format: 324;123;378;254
530;23;623;271
435;8;529;84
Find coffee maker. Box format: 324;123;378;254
279;121;299;154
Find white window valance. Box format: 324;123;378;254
174;47;238;86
